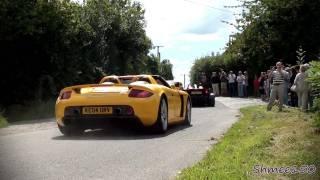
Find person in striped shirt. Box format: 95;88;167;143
267;62;290;111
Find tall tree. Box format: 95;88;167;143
159;59;174;80
0;0;153;106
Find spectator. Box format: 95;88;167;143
228;71;237;97
220;71;228;96
267;62;290;111
211;72;220;96
289;66;298;107
304;63;313;109
283;67;291;105
259;72;266;100
237;71;245;97
293;65;310;111
265;69;272;100
200;72;207;86
253;75;260;97
243;71;249;97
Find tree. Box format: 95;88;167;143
0;0;153;106
190;0;320;83
84;0;152;75
145;54;160;75
159;59;174;80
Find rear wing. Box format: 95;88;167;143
59;83;153;94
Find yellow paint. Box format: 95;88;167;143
55;75;190;127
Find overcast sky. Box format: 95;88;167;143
137;0;241;86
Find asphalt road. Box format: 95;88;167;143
0;97;264;180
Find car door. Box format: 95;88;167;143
153;76;181;122
167;87;181;120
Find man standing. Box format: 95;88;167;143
228;71;236;97
220;71;228;96
199;72;207;88
243;71;249;97
267;62;290;111
236;71;245;97
211;72;220;96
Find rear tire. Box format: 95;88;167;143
209;97;215;107
58;123;83;136
184;99;192;126
153;98;168;133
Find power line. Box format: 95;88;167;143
183;0;234;13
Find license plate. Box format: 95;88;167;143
191;91;202;95
82;106;113;115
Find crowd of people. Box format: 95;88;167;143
194;70;250;98
258;62;312;112
192;61;312;111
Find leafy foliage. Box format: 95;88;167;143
308;61;320;100
307;61;320;127
0;0;170;106
159;59;174;80
190;0;320;83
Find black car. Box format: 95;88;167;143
184;88;215;107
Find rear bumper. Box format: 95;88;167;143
62;115;143;129
190;95;215;105
55;95;160;127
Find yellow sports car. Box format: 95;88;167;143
55;75;191;135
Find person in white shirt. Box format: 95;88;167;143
228;71;237;97
236;71;245;97
293;65;310;111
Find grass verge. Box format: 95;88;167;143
5;99;55;122
178;106;320;180
0;114;8;128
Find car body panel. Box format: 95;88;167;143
55;75;190;129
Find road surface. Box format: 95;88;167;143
0;97;264;180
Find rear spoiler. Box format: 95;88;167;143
60;83;153;94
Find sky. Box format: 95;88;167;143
75;0;242;86
136;0;241;87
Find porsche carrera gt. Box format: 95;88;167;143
55;75;191;135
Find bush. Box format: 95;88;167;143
307;61;320;127
5;99;55;122
0;114;8;128
313;98;320;128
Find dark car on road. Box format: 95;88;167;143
184;85;215;107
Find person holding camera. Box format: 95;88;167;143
267;62;290;111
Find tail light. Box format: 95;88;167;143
205;89;208;94
129;89;153;98
60;91;72;100
126;107;134;115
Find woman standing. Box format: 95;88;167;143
220;71;228;96
237;71;245;97
253;75;260;97
294;65;310;111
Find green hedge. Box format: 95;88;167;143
308;61;320;127
0;114;8;128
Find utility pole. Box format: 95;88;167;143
153;45;164;63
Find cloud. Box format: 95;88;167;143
137;0;241;84
185;11;233;35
